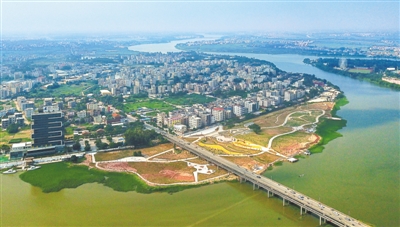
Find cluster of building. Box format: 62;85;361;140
157;77;320;135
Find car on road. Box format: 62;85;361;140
256;176;261;179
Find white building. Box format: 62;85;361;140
233;105;247;116
173;124;187;135
77;110;87;119
189;116;202;129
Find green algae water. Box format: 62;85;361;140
1;173;317;226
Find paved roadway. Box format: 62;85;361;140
145;123;369;227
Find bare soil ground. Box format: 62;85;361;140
149;150;196;160
197;167;229;181
97;162;138;173
272;132;320;156
224;156;267;171
128;162;195;183
94;143;174;161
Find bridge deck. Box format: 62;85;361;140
146;124;370;227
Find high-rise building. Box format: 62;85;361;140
31;112;64;147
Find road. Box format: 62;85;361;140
145;123;369;227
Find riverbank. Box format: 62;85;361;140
304;58;400;91
309;96;348;153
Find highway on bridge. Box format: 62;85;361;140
145;124;370;227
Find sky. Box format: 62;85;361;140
2;0;399;36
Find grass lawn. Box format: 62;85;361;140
165;93;216;106
51;82;94;97
348;68;372;74
0;155;9;163
123;99;175;113
0;129;32;145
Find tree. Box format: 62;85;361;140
72;141;81;151
7;124;19;133
106;136;113;143
248;123;262;134
0;144;10;153
84;140;91;151
70;155;78;163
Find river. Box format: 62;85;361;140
2;39;399;227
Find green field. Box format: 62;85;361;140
19;162;203;194
29;82;95;98
50;83;93;97
123;99;175;113
165;93;216;106
0;155;9;163
348;68;372;74
0;130;32;145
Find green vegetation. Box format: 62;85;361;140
273;161;283;166
8;138;22;143
309;97;348;153
0;155;9;162
6;124;19;134
19;162;204;194
331;95;349;117
124;121;167;148
248;123;262;134
165;93;216;106
24;81;96;98
294;154;306;159
123;99;175;113
65;126;75;135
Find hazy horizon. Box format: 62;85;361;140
2;0;399;38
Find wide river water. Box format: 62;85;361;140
2;39;399;227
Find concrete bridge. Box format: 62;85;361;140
145;124;370;227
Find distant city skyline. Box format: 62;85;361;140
2;0;399;37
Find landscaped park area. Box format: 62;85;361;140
184;101;337;173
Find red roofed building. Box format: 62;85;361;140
212;107;225;122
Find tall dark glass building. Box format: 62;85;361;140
31;112;64;147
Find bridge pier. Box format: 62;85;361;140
239;177;246;183
283;198;289;206
319;216;326;226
